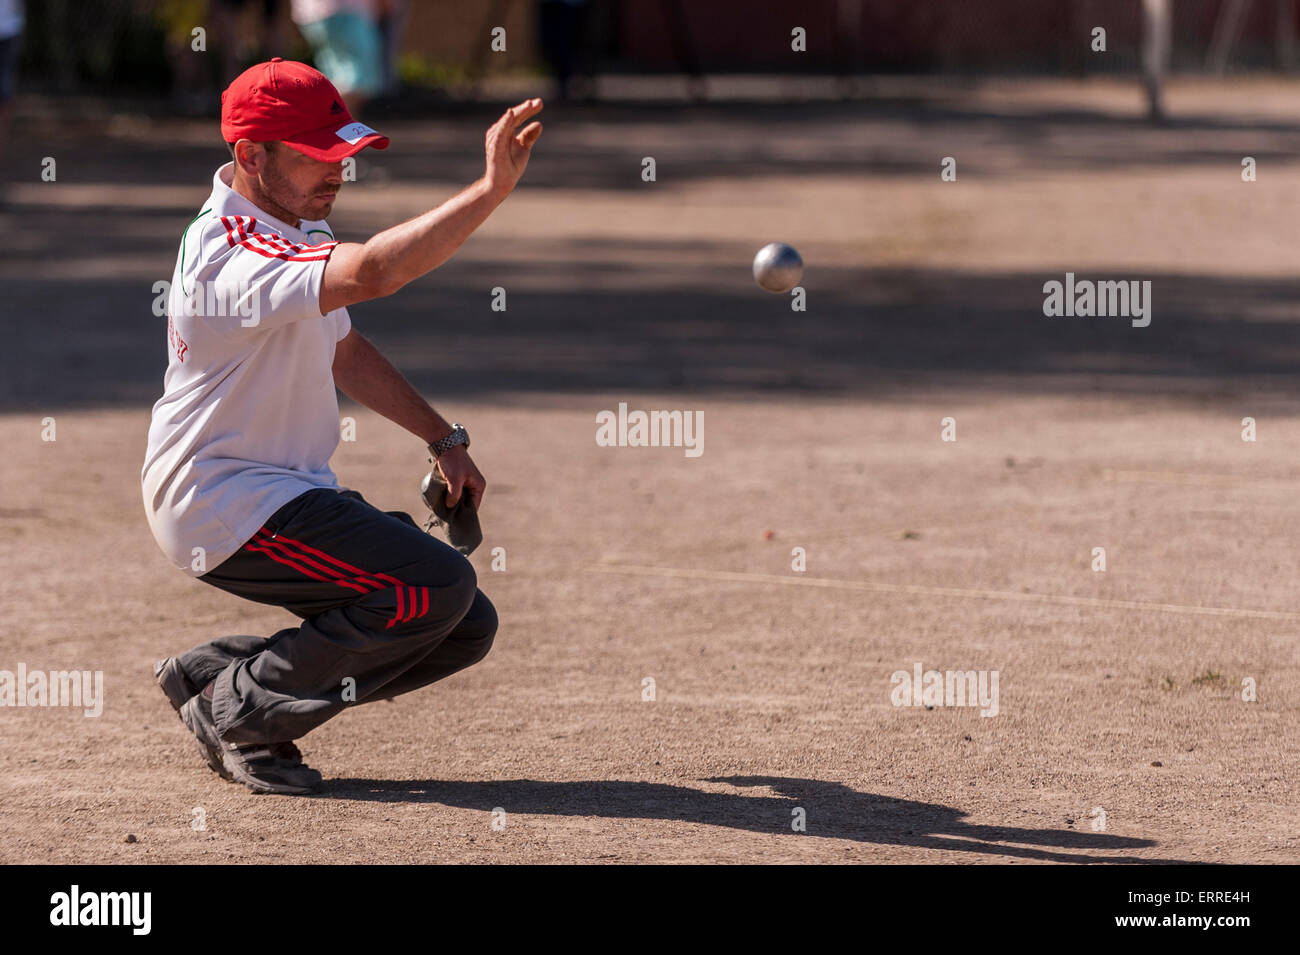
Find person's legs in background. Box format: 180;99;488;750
0;29;22;200
294;8;383;117
375;0;407;98
213;0;292;84
538;0;589;102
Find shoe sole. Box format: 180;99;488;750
223;750;322;796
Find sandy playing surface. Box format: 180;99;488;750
1;77;1296;863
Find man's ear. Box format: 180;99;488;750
232;139;268;173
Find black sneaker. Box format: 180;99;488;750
155;656;319;776
170;676;231;781
271;741;310;769
221;741;323;795
180;689;322;795
154;657;199;713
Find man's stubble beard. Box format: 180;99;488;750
257;165;306;226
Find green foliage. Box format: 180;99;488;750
20;0;171;91
397;54;470;89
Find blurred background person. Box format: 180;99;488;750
0;0;21;197
160;0;214;115
163;0;290;113
375;0;407;99
213;0;289;85
290;0;382;116
538;0;590;101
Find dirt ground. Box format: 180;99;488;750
1;77;1298;864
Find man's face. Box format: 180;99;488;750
244;142;344;223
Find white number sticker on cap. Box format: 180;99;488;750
335;122;377;145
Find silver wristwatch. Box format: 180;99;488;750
428;423;470;458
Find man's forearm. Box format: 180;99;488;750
357;178;505;296
333;333;453;447
320;98;541;314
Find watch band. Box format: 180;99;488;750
428;424;469;458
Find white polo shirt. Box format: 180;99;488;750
142;162;351;577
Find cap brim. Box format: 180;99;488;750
282;121;390;162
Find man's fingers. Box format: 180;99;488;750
446;479;483;511
498;99;543;138
515;121;542;149
438;462;462;507
509;97;544;124
491;107;540;156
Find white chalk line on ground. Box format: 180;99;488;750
587;563;1300;621
1103;469;1300;489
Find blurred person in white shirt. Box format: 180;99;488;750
290;0;382;116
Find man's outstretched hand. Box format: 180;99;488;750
483;98;543;198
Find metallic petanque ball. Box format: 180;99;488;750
752;242;803;293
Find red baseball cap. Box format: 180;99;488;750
220;58;390;162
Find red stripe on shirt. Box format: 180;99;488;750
220;215;337;262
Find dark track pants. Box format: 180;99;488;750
177;488;497;744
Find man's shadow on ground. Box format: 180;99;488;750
318;774;1193;864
